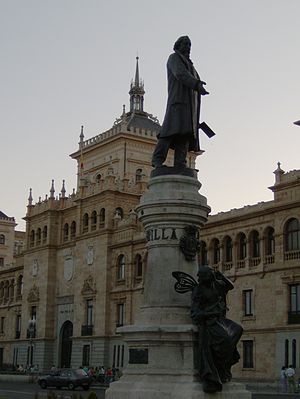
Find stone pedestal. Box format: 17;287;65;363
105;170;251;399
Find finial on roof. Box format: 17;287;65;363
61;180;66;198
134;56;140;87
122;104;126;115
28;188;33;206
80;125;84;142
50;179;55;199
274;162;285;184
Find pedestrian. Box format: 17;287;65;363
279;366;287;392
98;365;105;384
286;364;296;393
105;367;113;384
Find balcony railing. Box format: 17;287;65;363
288;311;300;324
26;328;36;339
237;260;246;269
284;250;300;261
81;324;93;336
222;262;233;271
264;254;274;264
249;257;261;268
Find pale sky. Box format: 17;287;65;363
1;0;300;230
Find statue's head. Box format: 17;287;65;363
174;36;191;57
197;265;214;284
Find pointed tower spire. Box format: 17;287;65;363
28;188;33;206
79;125;84;148
129;56;145;113
50;179;55;199
61;180;66;198
134;56;140;87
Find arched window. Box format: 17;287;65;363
16;275;23;298
285;218;300;251
99;208;105;226
36;228;41;245
292;339;297;368
117;254;126;280
115;207;124;220
249;230;260;258
96;173;101;183
135;169;142;183
0;234;5;245
30;230;35;247
83;213;89;233
285;339;289;367
265;227;275;256
199;241;208;266
4;281;9;302
63;223;69;241
135;254;143;278
91;211;97;231
212;238;220;264
70;221;76;239
224;236;233;262
0;282;3;303
42;226;48;243
237;233;247;260
9;279;14;300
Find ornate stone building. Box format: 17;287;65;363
1;58;300;383
0;58;196;371
0;211;25;368
199;163;300;381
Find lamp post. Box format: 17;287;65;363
28;318;36;368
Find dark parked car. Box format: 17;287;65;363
38;368;91;390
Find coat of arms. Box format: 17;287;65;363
179;225;200;261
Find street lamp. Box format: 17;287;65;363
28;318;36;368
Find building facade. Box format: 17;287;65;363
0;58;196;372
1;58;300;382
199;163;300;381
0;211;25;368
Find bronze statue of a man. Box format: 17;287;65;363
152;36;209;168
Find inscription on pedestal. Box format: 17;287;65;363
146;227;177;242
129;348;148;364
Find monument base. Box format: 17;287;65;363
105;172;251;398
105;324;251;399
106;375;251;399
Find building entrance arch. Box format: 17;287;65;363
59;321;73;368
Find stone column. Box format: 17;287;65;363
105;169;251;399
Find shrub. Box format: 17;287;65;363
47;391;57;399
86;392;98;399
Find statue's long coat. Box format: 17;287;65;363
159;51;202;152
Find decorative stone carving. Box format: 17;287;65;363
86;246;94;265
81;275;97;296
32;259;39;276
64;256;74;281
27;284;39;303
179;225;200;261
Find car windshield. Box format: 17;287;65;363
75;369;88;376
